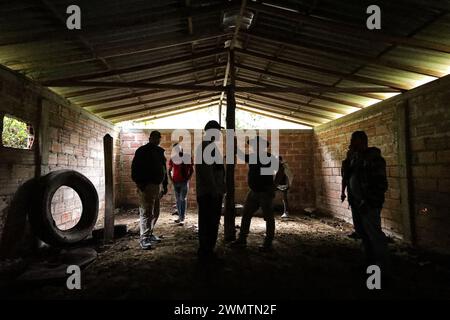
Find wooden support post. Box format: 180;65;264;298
103;134;115;242
224;49;236;242
35;99;50;178
397;100;415;244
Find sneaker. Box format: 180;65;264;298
230;237;247;248
178;220;185;226
281;212;289;219
174;219;181;223
139;238;153;250
149;234;162;243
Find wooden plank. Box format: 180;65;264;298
396;100;415;244
35;99;50;177
237;85;400;94
43;81;225;92
224;49;237;242
103;134;114;243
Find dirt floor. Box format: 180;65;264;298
2;206;450;300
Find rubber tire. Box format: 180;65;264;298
30;170;99;246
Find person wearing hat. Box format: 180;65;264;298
232;136;284;251
131;130;168;250
195;120;226;261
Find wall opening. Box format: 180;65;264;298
1;114;34;149
51;186;83;230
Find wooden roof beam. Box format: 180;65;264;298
247;2;450;53
235;75;364;108
235;48;409;91
235;94;335;121
106;99;220;122
45;48;226;83
236;104;319;127
93;91;217;114
79;76;223;108
57;62;226;98
241;30;443;77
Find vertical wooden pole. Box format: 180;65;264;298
224;49;236;242
397;100;415;244
103;134;114;242
35;99;50;178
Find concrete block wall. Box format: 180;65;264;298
0;66;119;256
408;80;450;252
116;129;315;211
313;74;450;253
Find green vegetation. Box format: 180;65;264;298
2;116;32;149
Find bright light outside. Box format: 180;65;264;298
118;106;311;129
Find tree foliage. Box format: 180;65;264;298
2;116;32;149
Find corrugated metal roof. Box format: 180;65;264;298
0;0;449;125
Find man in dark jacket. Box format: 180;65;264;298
232;136;283;251
131;130;168;250
195;120;226;261
342;131;389;268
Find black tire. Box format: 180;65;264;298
29;170;99;246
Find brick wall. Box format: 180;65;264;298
313;74;450;253
0;66;119;256
408;79;450;252
116;129;315;211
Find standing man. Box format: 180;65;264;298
232;137;283;251
168;143;194;226
195;120;225;261
342;131;389;269
276;156;293;219
131;130;168;250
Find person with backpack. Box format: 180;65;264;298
168;143;194;226
341;131;389;269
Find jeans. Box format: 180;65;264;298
239;190;275;243
138;184;160;240
197;194;223;256
351;204;388;268
174;181;189;221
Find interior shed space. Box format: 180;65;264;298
0;0;450;302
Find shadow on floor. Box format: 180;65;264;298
3;207;450;300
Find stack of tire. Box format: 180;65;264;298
29;170;99;247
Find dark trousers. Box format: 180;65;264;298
351;204;388;268
239;190;275;243
197;194;223;256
